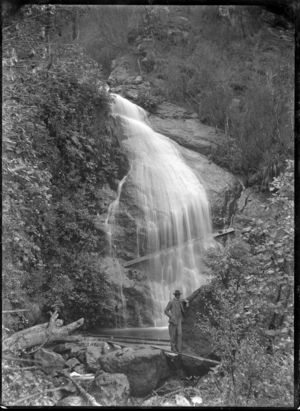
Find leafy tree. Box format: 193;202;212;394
3;4;128;329
199;161;294;406
143;5;294;184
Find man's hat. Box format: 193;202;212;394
173;290;182;295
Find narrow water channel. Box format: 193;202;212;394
88;327;169;341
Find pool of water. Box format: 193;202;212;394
87;327;169;340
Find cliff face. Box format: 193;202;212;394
97;4;294;329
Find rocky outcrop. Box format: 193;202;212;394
173;140;243;229
101;6;251;329
85;342;111;372
181;287;219;376
234;187;272;234
99;347;170;396
110;112;243;233
103;54;245;328
89;371;130;406
150;106;223;157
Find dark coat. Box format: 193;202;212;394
164;297;189;324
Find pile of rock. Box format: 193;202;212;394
31;339;175;406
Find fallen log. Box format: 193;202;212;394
2;319;64;342
3;311;84;352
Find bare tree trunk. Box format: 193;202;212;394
3;311;84;352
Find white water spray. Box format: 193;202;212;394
110;93;216;326
105;173;129;327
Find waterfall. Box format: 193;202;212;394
105;174;129;328
105;174;128;255
110;93;217;327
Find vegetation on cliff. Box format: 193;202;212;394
133;6;294;185
200;161;294;406
2;3;296;407
3;4;128;331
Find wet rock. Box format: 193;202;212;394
175;144;244;229
34;348;65;372
85;343;111;372
73;363;87;374
99;347;170;397
64;342;86;363
65;357;81;370
149;110;223;157
108;56;136;87
182;287;219;376
51;343;70;354
89;372;130;406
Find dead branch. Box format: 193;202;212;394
2;309;30;313
58;370;101;406
3;355;43;365
3;312;84;352
3;366;40;371
26;335;51;354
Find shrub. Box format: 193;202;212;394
2;5;127;329
199;163;294;406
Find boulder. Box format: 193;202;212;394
51;343;70;354
23;301;45;327
234;187;272;235
64;342;86;363
149;106;225;157
55;396;86;406
85;342;111;372
89;372;130;406
108;56;137;87
176;143;244;229
99;347;170;397
65;357;81;370
181;287;219;376
34;348;65;372
73;363;87;374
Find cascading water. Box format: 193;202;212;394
109;93;217;327
105;174;129;328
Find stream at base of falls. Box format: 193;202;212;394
86;327;169;341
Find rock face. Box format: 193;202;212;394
100;8;249;329
89;372;130;406
150;106;222;157
181;287;219;376
173;141;243;229
99;347;170;396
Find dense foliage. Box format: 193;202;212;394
199;161;294;407
2;4;295;407
3;4;128;330
143;6;294;184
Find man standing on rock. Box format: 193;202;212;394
164;290;189;353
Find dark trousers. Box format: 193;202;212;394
169;320;182;352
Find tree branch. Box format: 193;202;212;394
58;370;101;406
